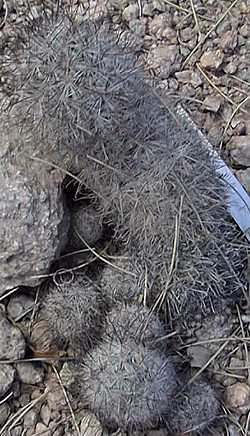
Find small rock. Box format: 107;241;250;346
35;423;52;436
148;14;167;35
200;49;224;70
122;3;139;21
229;357;246;376
0;364;15;398
230;136;250;166
23;408;39;428
220;30;238;52
236;169;250;193
226;382;250;413
203;96;221;113
50;425;64;436
80;412;103;436
7;294;34;321
223;60;238;74
47;382;67;411
191;71;203;88
10;426;23;436
0;308;25;359
16;362;44;385
149;44;180;78
152;0;166;12
142;2;154;16
175;70;191;83
187;345;212;368
40;404;51;426
0;403;10;426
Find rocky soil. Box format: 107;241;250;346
0;0;250;435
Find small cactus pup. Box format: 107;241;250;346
68;203;103;250
43;273;104;355
80;336;178;433
167;379;221;435
105;304;168;352
100;254;142;306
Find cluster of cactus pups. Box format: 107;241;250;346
3;3;248;434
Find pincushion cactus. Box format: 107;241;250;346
69;204;103;249
43;274;104;354
100;255;141;305
167;379;221;435
105;304;167;352
80;337;178;432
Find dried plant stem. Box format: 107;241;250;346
52;364;81;436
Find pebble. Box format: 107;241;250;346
203;95;221;113
220;30;238;52
200;49;224;70
23;408;39;428
226;382;250;414
40;404;51;426
35;422;52;436
122;3;139;22
236;169;250;192
47;382;67;412
0;402;10;426
10;426;23;436
230;136;250;166
16;362;45;385
0;364;15;398
7;294;34;321
0;307;26;359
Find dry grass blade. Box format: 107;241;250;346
0;0;8;29
220;95;250;150
0;287;19;302
75;230;137;277
0;390;47;436
183;0;239;67
52;364;81;436
162;0;214;21
186;327;240;388
189;0;201;41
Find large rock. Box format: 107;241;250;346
0;155;69;293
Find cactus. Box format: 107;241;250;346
104;120;246;321
167;379;221;435
80;337;178;432
3;5;246;323
69;203;103;249
100;255;141;305
105;304;167;352
43;274;104;354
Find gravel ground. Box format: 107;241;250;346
0;1;250;435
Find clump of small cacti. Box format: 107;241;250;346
43;274;104;354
